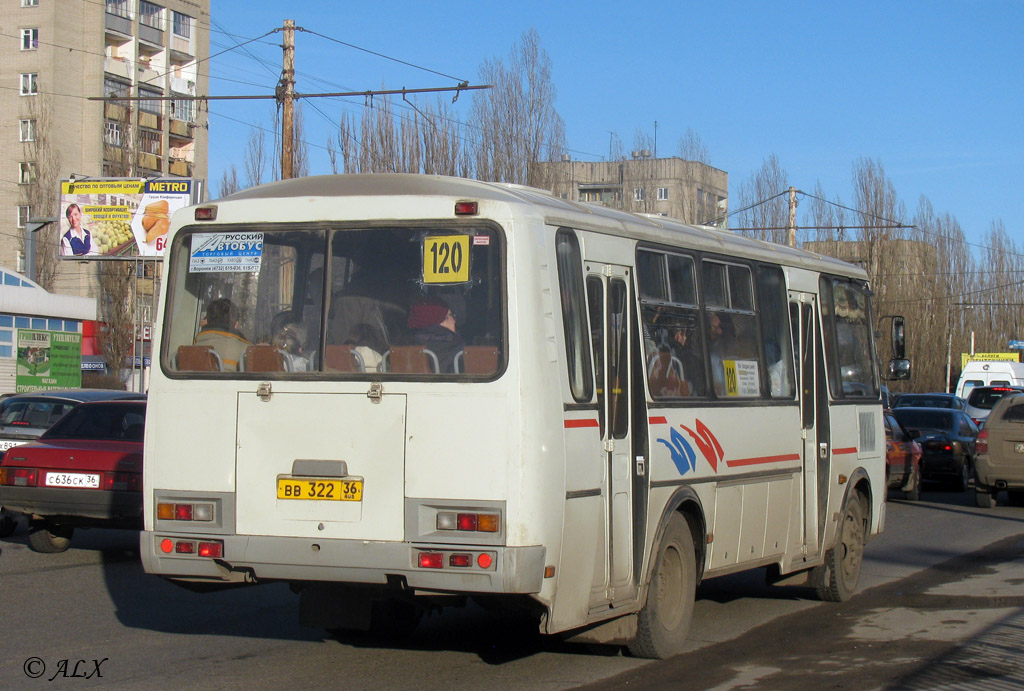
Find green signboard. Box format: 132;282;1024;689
16;329;82;392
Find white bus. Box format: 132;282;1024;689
141;174;908;658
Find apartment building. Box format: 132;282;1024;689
535;155;729;226
1;0;210;281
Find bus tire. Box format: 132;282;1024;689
368;598;422;638
627;513;695;659
814;493;865;603
28;523;73;554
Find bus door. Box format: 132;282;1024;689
586;264;636;604
791;292;829;559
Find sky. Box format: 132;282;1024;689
204;1;1024;250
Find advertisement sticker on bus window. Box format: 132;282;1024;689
724;359;760;397
423;235;470;284
189;232;264;273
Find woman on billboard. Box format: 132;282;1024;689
60;203;98;256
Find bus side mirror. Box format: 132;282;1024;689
891;315;906;360
885;358;911;381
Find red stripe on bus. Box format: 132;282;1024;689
726;453;802;468
564;419;600;429
832;447;858;455
648;416;668;425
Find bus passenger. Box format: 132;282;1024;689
270;319;310;372
344;322;387;372
195;298;250;371
407;297;465;373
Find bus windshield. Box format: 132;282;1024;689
162;224;504;377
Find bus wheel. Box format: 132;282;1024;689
627;513;695;659
368;598;422;638
814;494;865;602
28;523;73;553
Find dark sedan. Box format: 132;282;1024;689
892;407;979;491
892;393;966;411
0;399;145;553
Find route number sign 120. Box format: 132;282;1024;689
423;235;470;284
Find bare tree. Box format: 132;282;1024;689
675;129;717;224
733;154;789;244
97;261;136;387
472;28;567;187
244;125;269;187
19;96;62;290
217;165;241;198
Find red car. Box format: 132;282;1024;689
884;410;923;500
0;399;145;553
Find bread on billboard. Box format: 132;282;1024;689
141;199;170;242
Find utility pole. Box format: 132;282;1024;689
279;19;296;180
787;186;798;248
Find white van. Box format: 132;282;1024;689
956;361;1024;399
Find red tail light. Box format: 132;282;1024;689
0;467;37;486
976;428;989;455
418;552;444;569
197;541;223;558
101;472;141;492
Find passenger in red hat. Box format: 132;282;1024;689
407;297;465;373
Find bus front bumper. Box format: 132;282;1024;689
140;531;546;594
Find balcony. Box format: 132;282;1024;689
169;118;193;138
170;33;194;57
104;56;132;80
170;76;195;96
105;12;132;36
139;23;163;47
139;111;161;130
104;102;129;121
138;152;160;171
169;159;192;177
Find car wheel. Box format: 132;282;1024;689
27;523;73;553
904;465;921;502
954;459;971;492
0;508;17;538
814;493;866;603
627;513;696;659
975;488;996;508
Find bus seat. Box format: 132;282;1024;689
454;346;500;375
242;345;289;372
175;345;224;372
383;346;439;374
324;344;365;372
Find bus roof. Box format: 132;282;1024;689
209;174;865;280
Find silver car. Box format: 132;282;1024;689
964;386;1024;427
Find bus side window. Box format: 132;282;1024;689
555;229;594;402
757;265;795;399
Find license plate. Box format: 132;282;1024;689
1015;442;1024;454
276;477;362;501
45;472;100;489
0;439;25;451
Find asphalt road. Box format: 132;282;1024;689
1;485;1023;690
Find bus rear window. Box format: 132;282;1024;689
163;225;504;378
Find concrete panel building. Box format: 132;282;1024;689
535;156;728;226
1;0;210;287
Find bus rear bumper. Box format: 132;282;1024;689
140;531;546;594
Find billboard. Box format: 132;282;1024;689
59;178;194;259
15;329;83;392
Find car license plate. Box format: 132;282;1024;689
0;439;25;451
276;478;362;501
45;472;100;489
1015;442;1024;454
